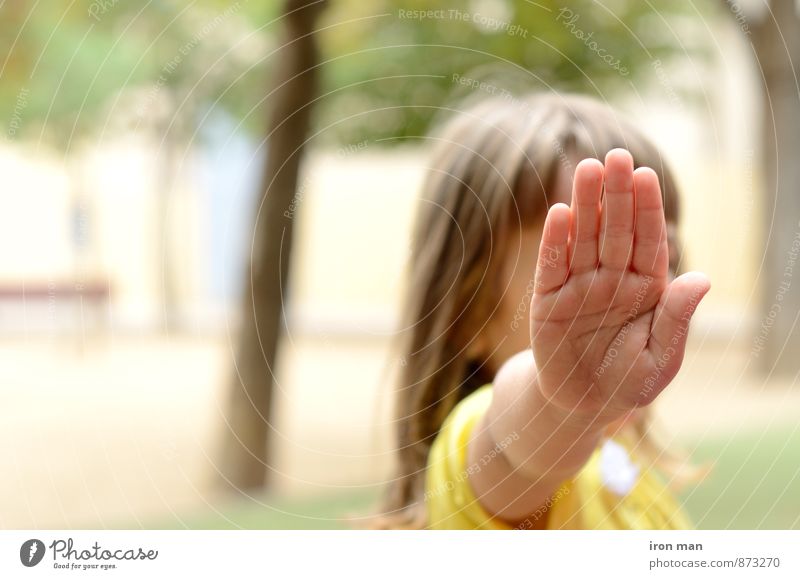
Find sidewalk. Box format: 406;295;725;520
1;331;797;529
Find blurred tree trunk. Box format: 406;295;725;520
217;0;327;491
741;1;800;375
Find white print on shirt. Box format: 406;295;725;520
600;439;640;496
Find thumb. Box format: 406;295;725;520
643;272;710;403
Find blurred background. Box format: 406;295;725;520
1;0;799;529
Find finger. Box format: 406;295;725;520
631;167;669;278
568;158;603;274
599;149;635;270
643;272;710;403
534;203;571;295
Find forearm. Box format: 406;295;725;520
466;349;615;524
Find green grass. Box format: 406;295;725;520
140;426;800;529
679;425;800;529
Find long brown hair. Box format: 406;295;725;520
379;92;685;528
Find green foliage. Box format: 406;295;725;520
316;0;710;145
0;0;279;147
0;0;710;148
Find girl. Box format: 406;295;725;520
380;92;709;529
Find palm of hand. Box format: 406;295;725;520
530;150;709;418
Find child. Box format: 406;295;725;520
380;92;710;529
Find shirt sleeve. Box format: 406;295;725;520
424;385;515;529
423;384;692;530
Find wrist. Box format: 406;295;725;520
487;377;606;481
534;376;630;431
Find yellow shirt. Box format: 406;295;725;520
425;385;692;529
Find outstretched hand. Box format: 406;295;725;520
531;149;709;420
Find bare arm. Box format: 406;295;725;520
466;350;614;525
466;150;709;526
